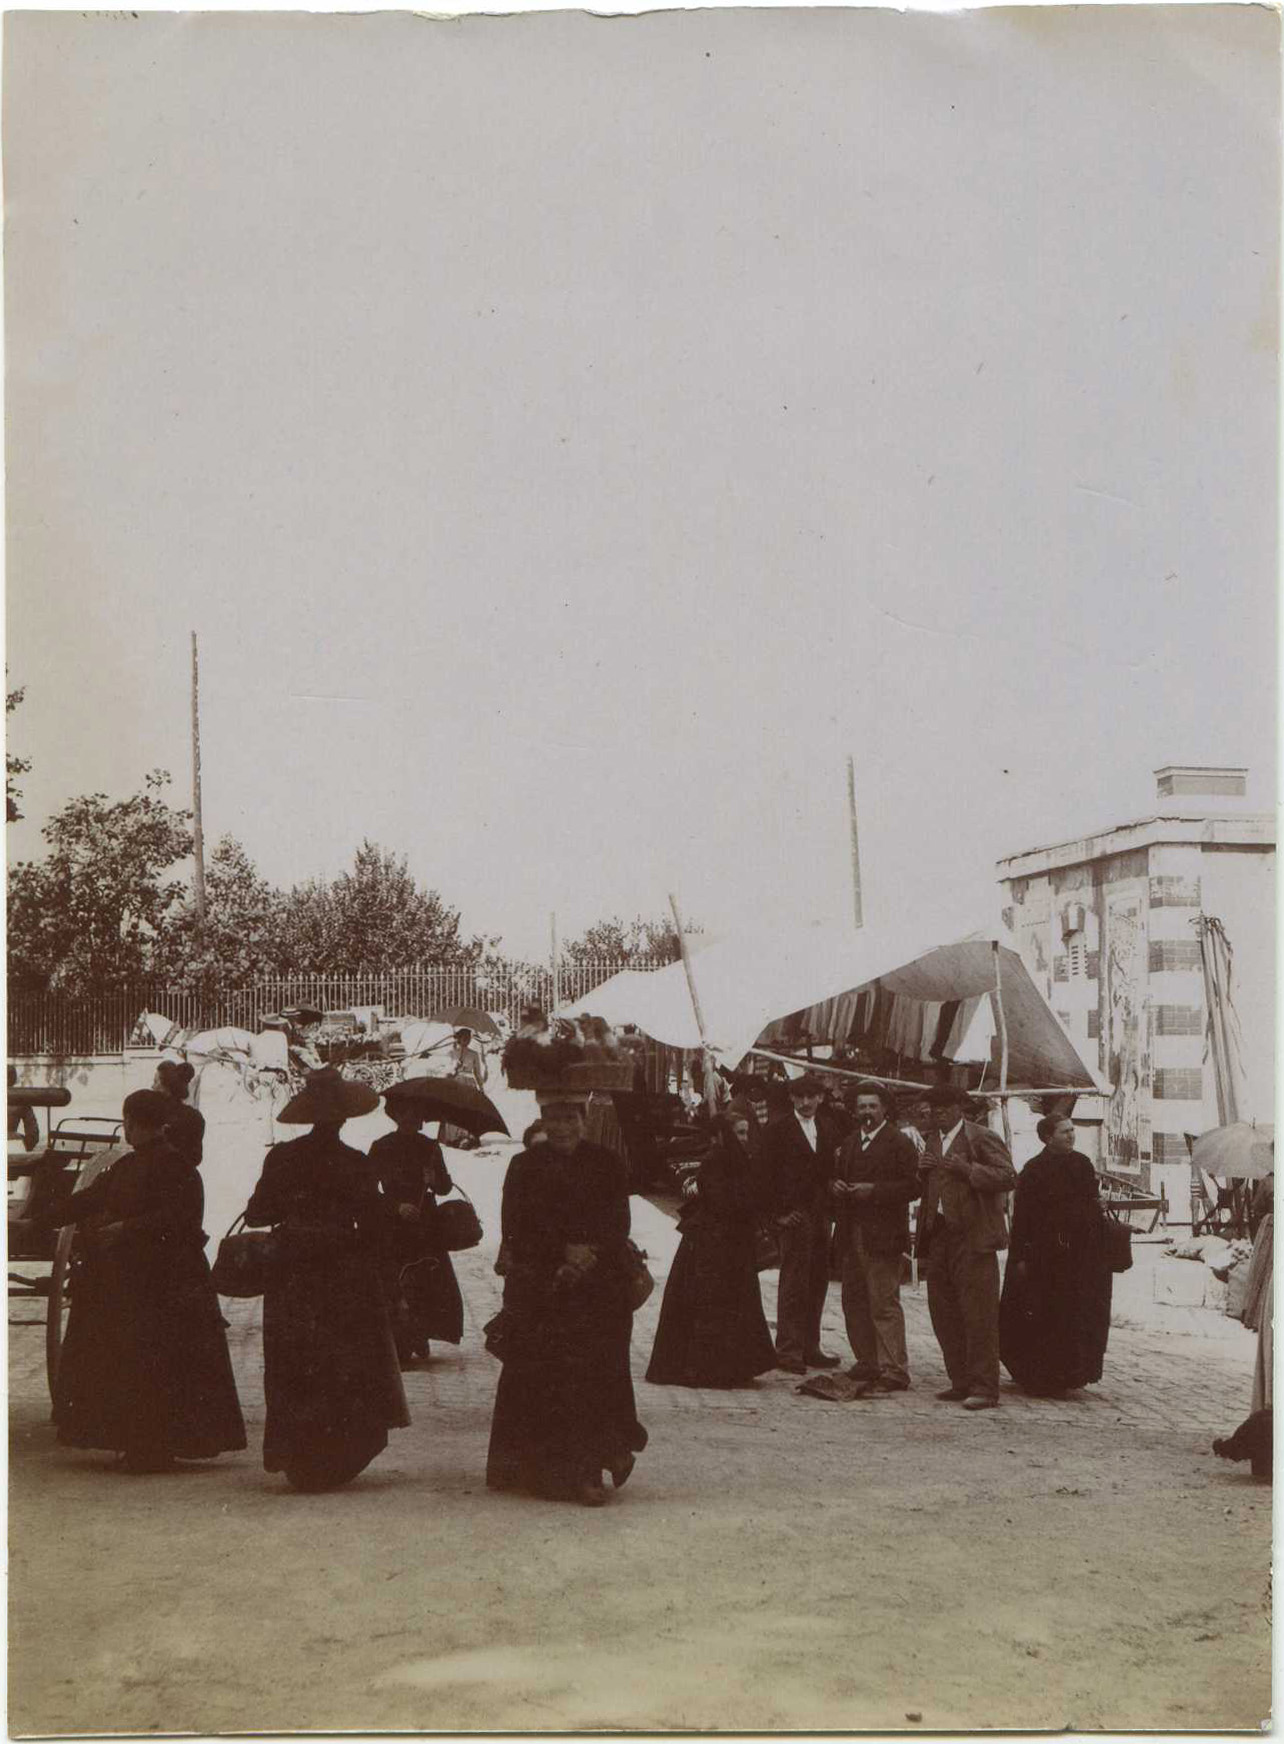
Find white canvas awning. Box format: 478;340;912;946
565;919;1101;1093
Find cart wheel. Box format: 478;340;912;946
46;1226;75;1398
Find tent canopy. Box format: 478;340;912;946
565;919;1101;1093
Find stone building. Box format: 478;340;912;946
997;767;1274;1210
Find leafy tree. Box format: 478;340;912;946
560;913;696;966
276;841;491;974
7;771;193;993
154;834;290;989
6;682;31;823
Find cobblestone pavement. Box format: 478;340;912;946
9;1149;1270;1736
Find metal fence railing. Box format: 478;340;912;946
7;959;669;1059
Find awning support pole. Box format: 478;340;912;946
992;942;1013;1152
670;893;717;1114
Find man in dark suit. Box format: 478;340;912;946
759;1072;843;1374
917;1085;1017;1410
831;1081;921;1391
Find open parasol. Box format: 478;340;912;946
386;1073;509;1138
1190;1122;1275;1181
427;1006;500;1038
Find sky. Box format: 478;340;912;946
5;5;1279;963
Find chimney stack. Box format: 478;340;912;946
1154;765;1248;802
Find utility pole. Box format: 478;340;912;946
550;912;561;1015
846;755;863;929
191;632;207;924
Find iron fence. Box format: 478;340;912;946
7;959;668;1059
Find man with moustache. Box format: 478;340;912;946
830;1081;921;1391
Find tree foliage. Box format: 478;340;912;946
153;835;290;989
559;913;696;966
276;841;490;974
6;682;31;823
7;771;193;993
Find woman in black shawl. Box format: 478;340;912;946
39;1089;245;1472
646;1107;776;1388
154;1058;205;1169
999;1114;1112;1397
370;1086;464;1365
486;1094;647;1507
244;1068;409;1491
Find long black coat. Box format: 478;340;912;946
646;1133;775;1388
369;1129;464;1347
486;1141;647;1497
246;1130;409;1486
47;1139;245;1459
999;1147;1112;1395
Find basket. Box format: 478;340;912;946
503;1059;635;1093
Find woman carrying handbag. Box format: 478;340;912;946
244;1068;409;1492
370;1085;466;1366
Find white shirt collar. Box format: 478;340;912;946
938;1120;964;1154
860;1121;887;1146
795;1110;818;1147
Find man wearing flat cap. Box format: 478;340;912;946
830;1081;920;1391
917;1085;1016;1410
758;1071;843;1373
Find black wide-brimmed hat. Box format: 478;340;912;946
929;1084;965;1108
277;1066;380;1126
788;1071;827;1098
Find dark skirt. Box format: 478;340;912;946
389;1252;465;1355
262;1235;409;1489
1000;1241;1113;1395
646;1219;776;1388
54;1238;246;1460
486;1291;647;1498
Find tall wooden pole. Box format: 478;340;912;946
670;892;717;1113
191;632;207;924
992;940;1013;1152
550;912;561;1015
846;755;863;929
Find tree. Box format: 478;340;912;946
6;681;31;823
560;913;697;966
276;841;492;974
153;834;290;990
7;771;193;993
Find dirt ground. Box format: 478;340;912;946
8;1139;1272;1735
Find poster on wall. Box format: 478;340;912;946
1105;893;1148;1176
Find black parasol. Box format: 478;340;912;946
385;1073;509;1138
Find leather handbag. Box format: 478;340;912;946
210;1213;280;1297
623;1238;655;1311
754;1220;782;1272
1101;1205;1134;1274
435;1192;483;1253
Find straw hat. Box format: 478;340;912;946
277;1066;379;1126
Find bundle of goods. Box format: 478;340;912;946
502;1008;635;1092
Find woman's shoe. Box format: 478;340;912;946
608;1453;636;1489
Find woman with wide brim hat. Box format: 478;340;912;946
486;1088;648;1507
243;1069;409;1492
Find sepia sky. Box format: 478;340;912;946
5;6;1279;961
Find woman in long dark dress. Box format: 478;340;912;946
154;1058;205;1168
486;1094;647;1507
244;1068;409;1492
40;1089;245;1472
370;1086;464;1365
1000;1114;1112;1397
646;1108;776;1388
